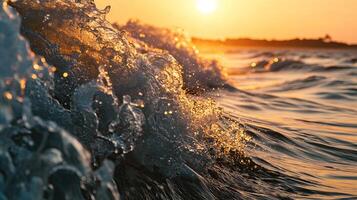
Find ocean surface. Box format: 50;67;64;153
207;48;357;199
1;1;357;200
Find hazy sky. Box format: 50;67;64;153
96;0;357;43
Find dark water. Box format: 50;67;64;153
0;1;356;200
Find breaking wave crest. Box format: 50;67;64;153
118;20;228;92
0;1;254;199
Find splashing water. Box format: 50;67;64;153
1;1;253;199
119;20;228;93
5;0;356;199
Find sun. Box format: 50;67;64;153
196;0;218;14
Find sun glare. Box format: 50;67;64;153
196;0;217;14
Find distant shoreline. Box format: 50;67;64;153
192;37;357;50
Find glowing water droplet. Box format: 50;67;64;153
62;72;69;78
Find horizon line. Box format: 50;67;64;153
190;35;357;46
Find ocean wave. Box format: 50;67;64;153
265;75;327;92
0;2;119;199
230;58;356;75
3;0;356;199
119;20;228;93
1;1;254;199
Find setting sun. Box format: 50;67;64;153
196;0;217;14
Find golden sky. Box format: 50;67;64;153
96;0;357;43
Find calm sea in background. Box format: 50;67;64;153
205;48;357;199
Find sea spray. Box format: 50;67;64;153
119;20;227;93
1;0;251;199
0;2;120;199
